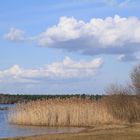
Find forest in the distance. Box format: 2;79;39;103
0;94;102;104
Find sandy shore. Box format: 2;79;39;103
3;123;140;140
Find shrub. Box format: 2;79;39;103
104;84;140;123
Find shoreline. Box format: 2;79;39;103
2;123;140;140
0;126;87;140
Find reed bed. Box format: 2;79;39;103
9;95;140;127
8;98;118;127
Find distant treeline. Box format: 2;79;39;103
0;94;103;104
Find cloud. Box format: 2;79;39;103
104;0;140;8
104;0;131;7
4;28;25;41
104;0;117;6
117;54;138;62
118;0;131;7
38;15;140;61
4;15;140;62
71;0;132;8
0;57;103;84
38;15;140;47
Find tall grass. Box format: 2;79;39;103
9;88;140;126
9;98;118;127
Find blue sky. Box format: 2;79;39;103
0;0;140;94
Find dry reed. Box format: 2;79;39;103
9;93;140;126
8;98;118;127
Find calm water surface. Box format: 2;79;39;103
0;104;84;139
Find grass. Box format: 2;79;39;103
8;98;119;127
2;124;140;140
9;94;140;127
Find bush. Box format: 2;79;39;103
104;84;140;123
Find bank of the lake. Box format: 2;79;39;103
2;124;140;140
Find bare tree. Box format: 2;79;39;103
131;63;140;95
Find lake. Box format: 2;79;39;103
0;104;84;139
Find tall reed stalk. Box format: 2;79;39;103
9;98;117;127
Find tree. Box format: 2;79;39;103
131;63;140;95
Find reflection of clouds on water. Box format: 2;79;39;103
0;104;85;139
0;110;8;122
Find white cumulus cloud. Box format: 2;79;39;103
4;15;140;61
39;15;140;47
0;57;103;84
38;15;140;61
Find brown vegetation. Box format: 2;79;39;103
104;84;140;123
9;98;117;126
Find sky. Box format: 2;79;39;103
0;0;140;94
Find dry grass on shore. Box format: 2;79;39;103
8;98;117;127
8;93;140;127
